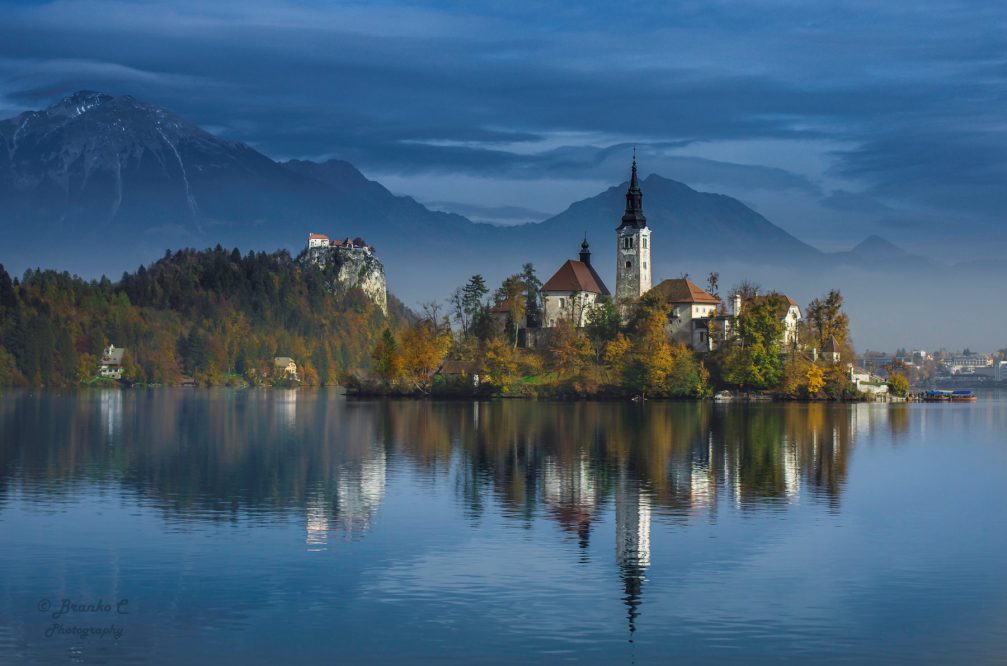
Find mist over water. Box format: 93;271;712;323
1;390;1006;664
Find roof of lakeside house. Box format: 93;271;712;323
775;294;802;319
101;346;125;365
541;260;610;296
274;357;296;366
308;233;329;240
651;278;720;305
822;336;840;353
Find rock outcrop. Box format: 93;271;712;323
305;245;388;315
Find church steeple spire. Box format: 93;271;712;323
614;151;652;308
619;150;647;230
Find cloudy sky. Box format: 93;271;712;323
1;0;1004;257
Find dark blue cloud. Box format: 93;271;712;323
0;0;1004;254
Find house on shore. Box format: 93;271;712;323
651;278;721;351
821;336;842;364
436;360;480;387
273;357;299;382
99;344;125;379
849;364;888;397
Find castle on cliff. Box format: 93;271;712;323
304;233;388;315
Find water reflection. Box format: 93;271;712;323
615;469;650;637
0;392;881;524
1;391;919;654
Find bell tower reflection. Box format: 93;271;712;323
614;466;651;637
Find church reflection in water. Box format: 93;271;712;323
615;468;650;637
0;392;911;633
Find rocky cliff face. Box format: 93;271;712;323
305;246;388;315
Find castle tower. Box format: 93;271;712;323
615;154;651;305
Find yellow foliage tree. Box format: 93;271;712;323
399;321;452;393
546;318;592;377
603;334;631;370
805;364;826;395
482;337;521;390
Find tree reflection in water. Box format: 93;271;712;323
1;390;911;635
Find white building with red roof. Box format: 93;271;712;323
651;278;722;349
307;232;330;249
540;238;610;327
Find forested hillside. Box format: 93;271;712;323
0;247;407;387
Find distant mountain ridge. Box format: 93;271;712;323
825;234;935;269
0;90;934;303
531;174;823;263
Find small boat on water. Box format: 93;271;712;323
923;389;977;402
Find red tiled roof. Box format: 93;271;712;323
651;278;719;305
541;260;610;295
308;233;329;240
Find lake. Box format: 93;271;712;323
1;390;1006;665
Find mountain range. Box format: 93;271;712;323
0;91;1000;349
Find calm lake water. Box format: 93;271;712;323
1;390;1006;665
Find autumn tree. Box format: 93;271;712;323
585;298;621;361
806;364;826;396
887;372;910;397
371;328;402;386
482;337;522;390
495;274;527;347
547;318;593;377
730;280;761;304
805;289;850;349
621;292;675;398
602;333;632;372
399;320;452;393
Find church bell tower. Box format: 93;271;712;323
615;154;651;304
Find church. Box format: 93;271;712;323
532;155;802;353
539;154;652;327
